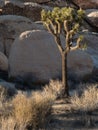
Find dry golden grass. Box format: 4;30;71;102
1;80;98;129
71;84;98;112
71;84;98;127
0;80;57;130
43;80;64;98
0;117;16;130
12;93;33;127
12;90;55;129
0;85;13;120
0;88;14;130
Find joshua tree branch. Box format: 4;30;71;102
48;19;56;34
54;34;64;54
70;36;81;51
45;22;64;53
64;20;69;33
70;45;79;51
55;20;61;34
44;22;55;35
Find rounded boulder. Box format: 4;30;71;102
9;30;93;83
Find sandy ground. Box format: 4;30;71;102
46;99;98;130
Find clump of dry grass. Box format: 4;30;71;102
0;86;6;107
0;85;13;120
31;91;55;128
0;80;63;129
12;93;33;127
71;84;98;127
72;84;98;111
12;90;55;129
43;80;64;98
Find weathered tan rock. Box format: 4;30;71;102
73;0;98;9
86;9;98;27
2;0;23;15
23;3;43;21
9;30;93;83
2;0;50;21
0;52;8;71
0;15;44;56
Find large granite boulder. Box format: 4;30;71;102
0;52;8;71
9;30;93;83
1;0;50;21
67;50;93;78
0;15;43;57
83;32;98;69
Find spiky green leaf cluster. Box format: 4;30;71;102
77;8;85;21
41;7;85;25
41;7;85;52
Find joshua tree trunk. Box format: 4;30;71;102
54;35;69;97
61;53;69;97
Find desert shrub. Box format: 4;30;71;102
12;93;33;128
12;90;55;129
43;80;64;98
71;84;98;127
31;91;55;128
0;82;56;130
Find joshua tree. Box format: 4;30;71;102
41;7;85;97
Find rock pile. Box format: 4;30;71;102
0;0;97;86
